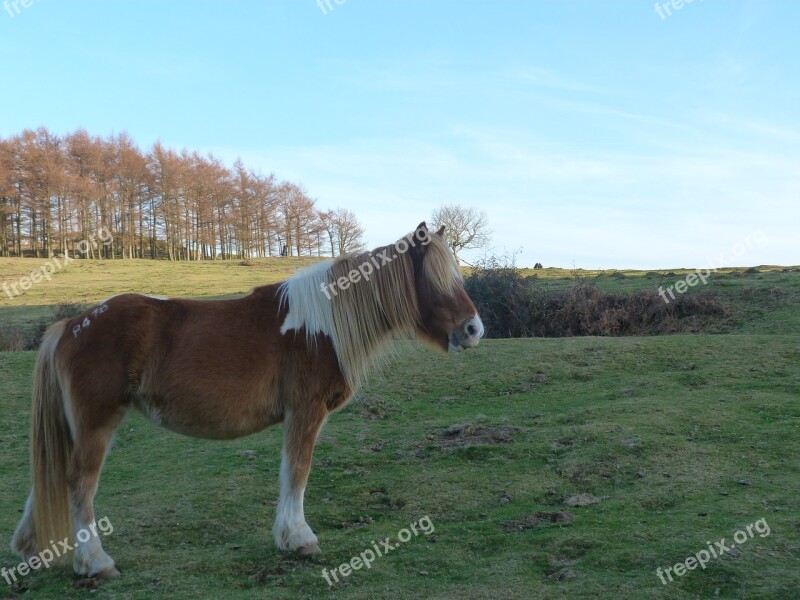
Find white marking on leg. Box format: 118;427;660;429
11;492;36;559
272;433;318;552
71;509;114;576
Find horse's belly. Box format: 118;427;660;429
132;389;281;440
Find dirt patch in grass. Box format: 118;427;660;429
352;394;398;420
498;373;549;395
248;564;289;586
504;510;575;531
546;559;579;581
340;515;375;529
550;437;577;449
73;578;105;591
564;493;602;507
430;423;519;448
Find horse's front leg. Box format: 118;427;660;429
272;405;327;554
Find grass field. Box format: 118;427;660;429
0;257;318;333
1;258;799;599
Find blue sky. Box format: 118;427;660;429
1;0;798;268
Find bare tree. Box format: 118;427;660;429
0;127;372;263
334;208;365;256
0;138;14;257
317;209;337;257
276;183;317;257
319;208;365;257
430;204;491;262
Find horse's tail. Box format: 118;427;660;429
31;320;73;551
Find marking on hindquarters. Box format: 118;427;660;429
72;303;109;337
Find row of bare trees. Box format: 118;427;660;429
0;128;365;260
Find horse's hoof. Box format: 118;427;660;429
298;543;320;555
92;566;120;580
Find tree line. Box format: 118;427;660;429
0;128;365;260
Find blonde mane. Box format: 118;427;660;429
278;231;461;390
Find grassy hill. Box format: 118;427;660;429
2;257;799;340
1;258;799;599
0;257;317;334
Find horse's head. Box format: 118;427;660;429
407;222;484;353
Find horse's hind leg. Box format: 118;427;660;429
10;493;36;560
272;404;328;554
68;402;127;579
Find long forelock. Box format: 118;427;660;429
421;234;462;296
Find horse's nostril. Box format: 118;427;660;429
466;324;477;336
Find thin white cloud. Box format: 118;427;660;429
211;125;800;269
511;67;620;96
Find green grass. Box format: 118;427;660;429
1;336;799;599
3;258;799;339
1;258;799;598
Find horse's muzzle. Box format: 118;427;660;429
449;315;484;352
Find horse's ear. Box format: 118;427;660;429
416;221;428;233
435;226;445;237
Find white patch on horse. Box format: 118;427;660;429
278;261;336;343
10;492;36;559
60;378;77;438
272;437;318;552
71;510;115;577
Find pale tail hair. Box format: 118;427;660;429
30;321;73;552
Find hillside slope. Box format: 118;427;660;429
1;334;798;599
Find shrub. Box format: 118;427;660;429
463;258;544;338
464;263;730;338
52;302;88;321
0;303;87;352
0;323;26;352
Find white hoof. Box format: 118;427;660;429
273;521;320;553
73;549;116;578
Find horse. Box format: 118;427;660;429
10;222;484;579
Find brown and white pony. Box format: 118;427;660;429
10;222;483;579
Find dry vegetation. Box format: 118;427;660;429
465;265;732;338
